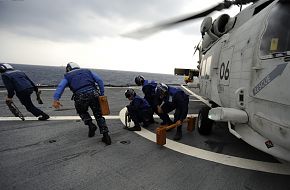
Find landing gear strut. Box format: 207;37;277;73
197;107;213;135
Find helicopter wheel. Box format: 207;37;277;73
197;107;213;135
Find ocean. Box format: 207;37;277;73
0;64;185;87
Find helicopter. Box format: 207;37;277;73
125;0;290;162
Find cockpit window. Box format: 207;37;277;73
260;2;290;58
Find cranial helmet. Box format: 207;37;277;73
125;88;136;98
66;62;80;72
156;83;168;95
0;63;14;73
135;75;145;86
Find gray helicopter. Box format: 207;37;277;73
125;0;290;162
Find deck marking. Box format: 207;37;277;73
0;86;142;93
135;128;290;175
118;107;290;175
0;116;119;121
0;114;197;121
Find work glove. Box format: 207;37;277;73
175;120;182;126
52;100;62;109
5;97;13;104
157;105;163;114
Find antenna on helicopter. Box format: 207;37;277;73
193;40;201;56
123;0;257;39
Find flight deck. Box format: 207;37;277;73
0;86;290;190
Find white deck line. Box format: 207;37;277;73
0;86;141;93
0;115;119;121
134;128;290;175
0;114;197;121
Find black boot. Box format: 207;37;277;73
38;112;50;121
143;120;153;128
127;125;141;131
88;123;97;138
102;132;111;145
173;126;182;141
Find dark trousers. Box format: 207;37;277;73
16;88;43;117
161;93;189;122
146;96;170;123
127;105;153;126
74;90;109;134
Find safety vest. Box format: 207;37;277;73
64;69;95;93
3;70;34;92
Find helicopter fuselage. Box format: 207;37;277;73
199;0;290;161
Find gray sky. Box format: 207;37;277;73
0;0;241;74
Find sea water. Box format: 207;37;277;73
0;64;185;87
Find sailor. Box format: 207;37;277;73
135;75;173;125
52;62;111;145
156;83;189;140
0;63;50;120
125;88;154;131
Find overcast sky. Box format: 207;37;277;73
0;0;241;74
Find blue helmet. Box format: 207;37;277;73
0;63;14;73
66;62;80;72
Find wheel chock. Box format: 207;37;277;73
187;116;196;132
156;126;167;145
156;123;178;145
156;117;196;145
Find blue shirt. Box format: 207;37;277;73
53;71;104;100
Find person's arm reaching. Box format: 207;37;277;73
52;78;68;108
91;72;104;96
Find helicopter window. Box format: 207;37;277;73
205;56;212;79
200;56;212;79
201;60;207;78
260;2;290;58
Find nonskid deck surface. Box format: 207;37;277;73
0;86;290;190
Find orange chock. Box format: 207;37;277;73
187;117;196;132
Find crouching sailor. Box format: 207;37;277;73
156;83;189;141
135;75;173;126
52;62;111;145
125;88;154;131
0;63;49;120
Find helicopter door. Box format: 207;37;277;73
199;56;212;98
218;46;234;106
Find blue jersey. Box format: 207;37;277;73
53;68;104;100
2;70;36;98
142;80;158;106
162;86;188;121
129;95;151;111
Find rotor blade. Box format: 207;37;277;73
123;2;232;39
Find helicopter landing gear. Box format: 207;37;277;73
197;107;213;135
